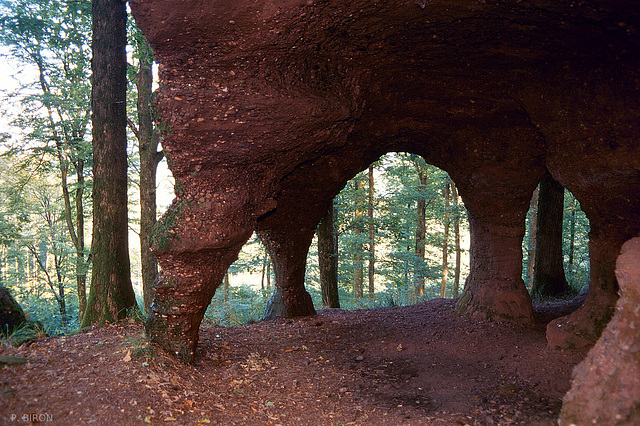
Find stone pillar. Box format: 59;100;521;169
259;228;317;319
145;190;257;363
456;207;534;324
559;237;640;425
146;250;238;363
546;227;623;349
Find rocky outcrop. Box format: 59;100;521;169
559;237;640;425
130;0;640;368
0;286;26;335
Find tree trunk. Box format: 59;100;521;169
568;197;576;287
318;203;340;308
75;161;87;322
532;175;569;296
136;36;163;315
54;252;68;329
368;165;375;300
352;179;365;298
440;181;451;298
266;260;271;290
261;249;267;290
223;272;230;303
452;182;461;298
82;0;136;327
414;159;428;298
526;185;539;287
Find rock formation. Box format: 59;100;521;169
130;0;640;405
0;285;26;335
559;237;640;425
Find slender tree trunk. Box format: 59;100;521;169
318;203;340;308
353;179;365;298
136;36;163;314
58;144;89;323
266;261;271;290
452;182;461;298
223;272;230;303
526;185;539;287
82;0;136;327
261;250;267;290
440;181;451;298
368;165;375;300
568;197;576;287
54;253;67;329
532;175;569;296
75;161;87;322
414;160;428;298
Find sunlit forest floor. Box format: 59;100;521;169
1;298;588;425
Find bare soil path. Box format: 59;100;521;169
1;298;587;425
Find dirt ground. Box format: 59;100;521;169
0;298;588;425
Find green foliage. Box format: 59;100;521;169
1;319;47;346
204;285;268;327
331;153;468;299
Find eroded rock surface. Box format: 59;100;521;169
130;0;640;367
560;237;640;425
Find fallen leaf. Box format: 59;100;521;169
123;350;131;362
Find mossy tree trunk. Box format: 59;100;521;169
135;36;164;314
82;0;136;327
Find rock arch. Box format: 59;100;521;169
131;3;640;417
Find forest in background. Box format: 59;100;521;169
0;0;591;338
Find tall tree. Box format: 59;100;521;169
367;165;375;299
352;177;365;298
451;182;462;297
566;197;577;286
440;180;450;298
318;203;340;308
532;174;569;296
526;185;539;287
412;156;428;298
82;0;136;326
129;32;163;314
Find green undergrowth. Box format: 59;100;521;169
201;283;438;328
1;320;47;347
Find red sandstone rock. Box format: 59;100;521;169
560;237;640;425
129;0;640;379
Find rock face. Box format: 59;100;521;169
0;286;26;335
130;0;640;378
559;237;640;425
